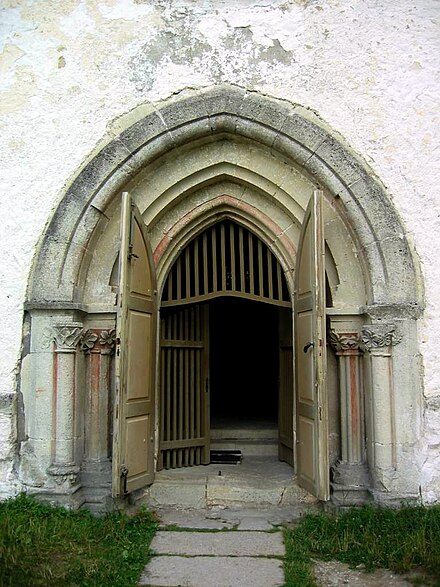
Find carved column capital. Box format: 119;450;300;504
79;328;116;354
53;324;83;352
329;330;363;354
361;323;402;352
80;329;99;353
99;328;116;355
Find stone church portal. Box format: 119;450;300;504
20;87;423;511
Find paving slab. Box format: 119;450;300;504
236;516;273;530
157;508;235;530
151;530;284;557
147;479;206;508
139;555;285;587
153;503;320;530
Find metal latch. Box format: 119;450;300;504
303;341;314;353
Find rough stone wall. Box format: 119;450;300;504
1;0;439;500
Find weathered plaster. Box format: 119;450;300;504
0;0;439;500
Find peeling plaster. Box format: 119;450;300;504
0;0;439;500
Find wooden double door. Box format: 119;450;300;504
113;190;329;501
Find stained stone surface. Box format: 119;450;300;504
153;503;318;531
150;530;284;557
139;555;284;587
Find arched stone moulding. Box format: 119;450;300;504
22;84;424;508
152;195;298;297
27;84;422;311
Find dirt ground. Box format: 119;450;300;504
314;560;432;586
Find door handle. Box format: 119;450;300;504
303;341;314;353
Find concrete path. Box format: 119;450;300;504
138;505;420;587
139;529;285;587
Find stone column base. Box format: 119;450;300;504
30;464;83;509
331;460;372;506
81;459;113;514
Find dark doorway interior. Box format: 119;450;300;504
209;297;279;426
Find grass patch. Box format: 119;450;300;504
0;493;158;587
283;504;440;587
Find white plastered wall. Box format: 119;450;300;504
0;0;439;500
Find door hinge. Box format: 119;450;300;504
120;464;129;495
128;243;139;261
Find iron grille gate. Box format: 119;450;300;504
159;220;293;470
162;220;290;308
159;305;210;469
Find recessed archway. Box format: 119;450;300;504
157;218;294;471
21;85;423;509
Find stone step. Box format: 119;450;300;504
144;457;317;509
210;438;278;456
210;425;278;441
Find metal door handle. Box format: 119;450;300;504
303;341;314;353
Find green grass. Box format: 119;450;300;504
0;494;158;587
283;504;440;587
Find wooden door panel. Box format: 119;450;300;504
126;311;153;400
297;311;314;404
295;190;329;501
130;220;152;296
125;415;152;490
297;416;315;486
113;192;157;497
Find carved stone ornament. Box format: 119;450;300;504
47;463;80;487
53;325;83;351
80;329;99;352
329;330;362;353
361;324;402;351
99;328;116;353
41;327;54;349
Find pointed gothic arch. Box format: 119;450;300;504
21;85;423;509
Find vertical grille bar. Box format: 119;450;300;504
257;238;263;297
194;239;200;298
229;222;236;291
238;225;245;294
220;222;226;292
248;231;255;295
185;247;190;301
277;260;283;302
267;248;273;300
203;232;209;295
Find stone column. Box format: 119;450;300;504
329;330;371;505
47;324;83;490
80;328;115;512
361;323;402;493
